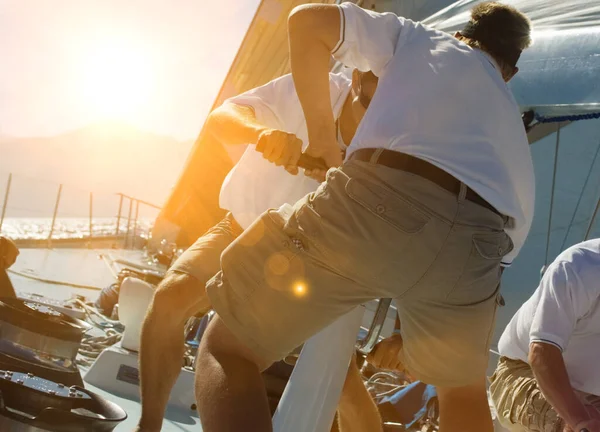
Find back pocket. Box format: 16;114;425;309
345;176;430;234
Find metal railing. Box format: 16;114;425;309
0;172;161;248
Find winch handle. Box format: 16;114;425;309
297;154;328;171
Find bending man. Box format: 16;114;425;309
194;2;535;432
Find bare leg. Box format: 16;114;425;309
195;316;273;432
437;379;494;432
136;272;211;431
336;354;382;432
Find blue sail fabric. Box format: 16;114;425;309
423;0;600;110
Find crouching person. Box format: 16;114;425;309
490;239;600;432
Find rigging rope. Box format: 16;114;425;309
560;139;600;251
535;112;600;124
66;298;124;367
584;195;600;240
544;124;561;269
7;268;104;290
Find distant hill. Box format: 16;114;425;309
0;122;193;218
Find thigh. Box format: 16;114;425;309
169;213;242;284
396;286;501;388
396;215;512;387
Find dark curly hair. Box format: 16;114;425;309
459;2;532;76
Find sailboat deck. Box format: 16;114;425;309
8;247;202;431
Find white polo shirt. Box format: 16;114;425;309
498;239;600;395
219;73;351;230
332;3;535;266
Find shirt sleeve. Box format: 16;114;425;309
529;260;595;351
332;2;406;77
225;74;298;130
225;73;350;135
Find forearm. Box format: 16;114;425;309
529;342;589;428
288;5;340;148
205;103;268;146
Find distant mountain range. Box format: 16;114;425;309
0;122;194;218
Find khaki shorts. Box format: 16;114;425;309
206;159;512;387
490;356;600;432
169;213;243;284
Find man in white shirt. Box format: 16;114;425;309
194;2;534;432
135;70;381;432
491;239;600;432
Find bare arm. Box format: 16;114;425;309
204;103;268;146
288;5;343;168
529;342;599;430
205;102;302;168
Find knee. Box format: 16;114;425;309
151;272;203;318
198;317;273;372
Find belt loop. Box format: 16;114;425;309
458;183;467;203
369;148;385;165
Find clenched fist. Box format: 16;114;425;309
256;129;303;174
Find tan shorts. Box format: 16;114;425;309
169;213;243;284
206;159;512;387
490;357;600;432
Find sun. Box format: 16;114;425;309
79;36;155;121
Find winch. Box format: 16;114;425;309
0;297;90;387
0;369;127;431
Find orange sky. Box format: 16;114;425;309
0;0;260;140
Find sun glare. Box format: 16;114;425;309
294;282;307;297
79;36;155;121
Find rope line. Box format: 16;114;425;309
544;124;561;267
560;139;600;251
8;268;104;290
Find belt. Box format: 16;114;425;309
348;148;501;216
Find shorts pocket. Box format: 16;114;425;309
472;231;514;260
345;176;430;234
445;230;511;306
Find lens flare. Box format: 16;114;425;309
293;282;307;297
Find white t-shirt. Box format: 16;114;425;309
219;73;351;230
332;3;535;266
498;239;600;395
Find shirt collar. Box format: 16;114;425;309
478;49;502;73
